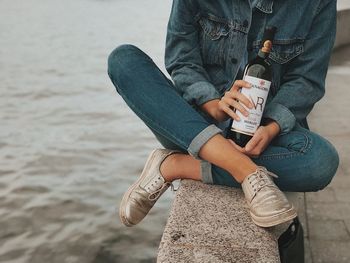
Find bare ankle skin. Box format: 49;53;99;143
160;134;257;183
160;153;201;182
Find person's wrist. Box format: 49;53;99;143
200;99;220;120
265;120;280;139
215;108;229;122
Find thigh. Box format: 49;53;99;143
212;125;339;192
255;125;339;191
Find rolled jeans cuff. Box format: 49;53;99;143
200;160;213;184
187;124;222;159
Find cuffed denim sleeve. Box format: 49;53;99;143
264;102;296;135
183;81;221;106
263;0;336;134
165;0;220;106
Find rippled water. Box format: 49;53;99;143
0;0;173;262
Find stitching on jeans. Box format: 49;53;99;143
259;130;312;161
292;131;311;153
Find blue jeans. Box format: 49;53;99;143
107;44;339;192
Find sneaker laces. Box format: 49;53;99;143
147;182;171;201
248;167;278;194
147;150;181;201
148;181;180;201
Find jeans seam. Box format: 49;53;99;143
259;131;312;161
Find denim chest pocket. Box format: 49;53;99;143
253;39;304;64
197;15;243;65
198;16;230;41
270;41;304;64
251;39;304;95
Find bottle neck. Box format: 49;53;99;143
258;39;273;60
257;50;269;59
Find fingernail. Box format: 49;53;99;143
244;112;249;117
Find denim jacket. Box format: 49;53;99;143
165;0;336;134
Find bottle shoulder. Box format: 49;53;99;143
245;57;272;80
247;56;269;67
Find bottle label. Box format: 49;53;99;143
231;75;271;135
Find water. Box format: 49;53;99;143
0;0;173;262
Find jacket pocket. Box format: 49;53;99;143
253;39;304;64
251;39;304;96
198;15;230;40
197;14;232;65
270;40;304;64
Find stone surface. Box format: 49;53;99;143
157;180;300;263
157;181;307;263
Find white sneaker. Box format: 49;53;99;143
242;167;297;227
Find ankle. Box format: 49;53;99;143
160;153;180;182
233;164;258;184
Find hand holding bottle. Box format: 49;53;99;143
229;121;280;157
200;80;253;122
217;80;254;121
226;26;277;147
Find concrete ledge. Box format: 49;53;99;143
158;180;301;263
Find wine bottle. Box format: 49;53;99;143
226;26;277;147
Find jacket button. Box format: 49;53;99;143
243;20;249;27
231;58;238;64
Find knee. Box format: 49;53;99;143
307;135;339;190
107;44;144;80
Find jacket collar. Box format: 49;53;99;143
255;0;274;14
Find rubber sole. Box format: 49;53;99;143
119;149;158;227
250;205;297;228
